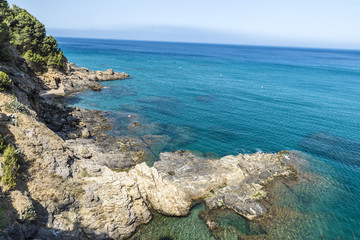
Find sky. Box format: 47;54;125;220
6;0;360;49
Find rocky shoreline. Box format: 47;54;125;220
39;62;130;98
0;43;304;240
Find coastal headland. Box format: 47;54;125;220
0;41;305;240
0;2;306;239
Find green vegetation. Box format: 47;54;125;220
0;208;7;228
81;168;91;177
0;22;11;62
0;133;20;191
75;187;86;196
3;99;29;113
23;210;36;220
112;167;132;173
252;191;264;199
0;134;5;152
0;71;11;91
0;0;10;22
0;1;12;62
168;171;175;176
0;145;20;191
0;0;65;70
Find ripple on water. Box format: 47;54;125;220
195;94;219;103
299;132;360;167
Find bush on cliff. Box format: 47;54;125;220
0;134;5;152
47;50;65;69
0;71;11;91
0;22;9;42
1;145;19;191
23;49;45;71
6;5;46;53
41;35;58;56
0;0;10;23
0;1;65;70
0;22;11;62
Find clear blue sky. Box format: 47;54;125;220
7;0;360;49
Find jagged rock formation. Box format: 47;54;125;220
130;151;294;219
39;63;130;97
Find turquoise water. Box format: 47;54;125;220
58;37;360;239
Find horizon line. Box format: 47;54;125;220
54;35;360;52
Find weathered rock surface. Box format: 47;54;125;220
66;137;140;171
68;63;130;82
79;168;152;239
0;104;150;240
129;150;293;219
9;191;35;221
39;62;130;97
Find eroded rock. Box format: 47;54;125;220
129;151;293;220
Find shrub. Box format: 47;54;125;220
1;145;19;191
0;22;9;41
23;50;44;71
3;4;65;70
41;35;58;56
0;134;5;152
47;50;65;70
3;99;29;114
23;210;36;220
7;6;46;53
0;71;11;91
0;0;10;23
0;208;7;229
0;47;11;62
81;168;91;177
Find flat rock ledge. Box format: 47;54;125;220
75;150;295;239
130;151;293;219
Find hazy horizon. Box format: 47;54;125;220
53;34;360;52
7;0;360;50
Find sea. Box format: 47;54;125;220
58;37;360;240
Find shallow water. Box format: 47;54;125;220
59;37;360;239
130;203;216;240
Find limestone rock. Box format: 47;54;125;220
79;168;151;240
39;63;130;97
128;151;292;220
9;191;35;221
80;128;90;138
129;163;190;216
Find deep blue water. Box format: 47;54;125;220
58;37;360;239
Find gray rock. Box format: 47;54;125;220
80;128;90;138
130;151;293;220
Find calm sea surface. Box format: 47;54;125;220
58;37;360;239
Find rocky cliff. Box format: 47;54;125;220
0;40;302;240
